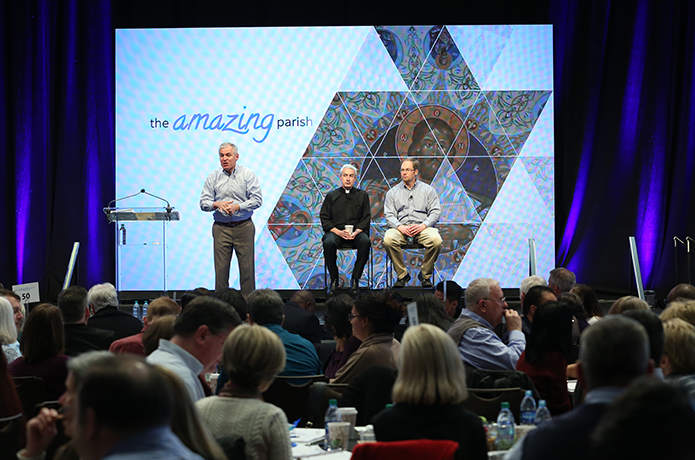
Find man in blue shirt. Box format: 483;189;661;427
200;142;263;297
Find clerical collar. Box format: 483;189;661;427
343;187;351;194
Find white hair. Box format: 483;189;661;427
465;278;499;310
340;164;358;176
0;297;17;345
88;283;119;311
520;275;547;298
219;142;238;153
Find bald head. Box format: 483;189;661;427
290;290;316;313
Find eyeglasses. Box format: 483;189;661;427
400;168;415;172
483;297;506;304
348;313;363;321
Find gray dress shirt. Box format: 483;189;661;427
384;180;441;228
199;164;262;223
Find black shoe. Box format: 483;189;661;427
393;273;411;288
418;272;433;288
350;279;360;295
327;279;338;295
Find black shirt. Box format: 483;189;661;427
320;187;370;234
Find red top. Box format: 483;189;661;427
516;350;571;415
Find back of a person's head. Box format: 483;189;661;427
393;324;467;405
324;294;354;340
435;280;463;303
87;283;118;311
559;291;587;320
526;301;574;364
222;324;286;391
590;377;695;460
213;288;247;320
464;278;497;309
146;297;180;321
155;366;227;460
549;268;576;293
67;351;114;384
571;284;603;317
580;315;650;389
57;286;89;323
247;289;284;325
180;291;202;310
0;297;17;345
666;283;695;304
660;299;695;327
173;296;241;337
523;285;555;315
354;290;403;334
78;354;173;433
662;318;695;375
143;316;177;355
519;275;547;297
414;292;452;331
20;304;65;364
622;310;664;367
608;295;649;315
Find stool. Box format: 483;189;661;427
385;240;437;288
324;242;373;290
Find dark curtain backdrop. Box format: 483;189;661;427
2;0;694;301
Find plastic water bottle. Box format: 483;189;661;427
324;399;342;450
142;301;149;320
496;402;516;450
534;400;552;426
520;390;537;425
132;301;140;319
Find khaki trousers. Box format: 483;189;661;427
213;220;255;297
383;227;442;281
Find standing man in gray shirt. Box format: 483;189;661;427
200;142;262;297
383;158;442;288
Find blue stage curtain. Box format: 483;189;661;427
551;0;695;295
0;1;114;298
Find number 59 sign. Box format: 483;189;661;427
12;282;40;304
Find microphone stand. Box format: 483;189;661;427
140;189;173;220
674;237;684;285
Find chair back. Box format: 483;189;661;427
461;387;527;422
262;375;325;426
12;376;47;419
0;413;24;460
351;439;458;460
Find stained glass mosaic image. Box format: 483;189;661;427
269;25;552;288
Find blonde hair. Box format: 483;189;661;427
660;300;695;328
608;296;649;315
155;366;227;460
662;318;695;375
223;324;286;391
0;297;17;345
392;324;468;405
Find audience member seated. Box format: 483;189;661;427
332;290;403;384
324;294;361;380
665;282;695;303
589;377;695;460
571;284;604;325
67;354;205;459
86;282;143;339
558;291;589;350
505;315;653;460
520;285;556;340
9;304;69;400
0;297;21;364
373;324;487;460
156;366;227;460
0;289;24;342
1;353;25;446
414;292;453;331
660;318;695;398
57;286;115;356
659;299;695;326
447;278;525;372
623;309;665;379
181;291;203;310
147;296;241;401
547;268;576;297
338;365;397;426
142;315;176;355
519;275;547;306
109;296;180;356
196;324;292;460
281;290;325;344
435;280;464;319
607;295;649;315
516;301;573;415
213;287;247;322
247;289;323;377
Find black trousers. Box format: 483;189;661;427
322;232;370;282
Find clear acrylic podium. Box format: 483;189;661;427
104;207;180;292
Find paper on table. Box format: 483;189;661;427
290;428;325;444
